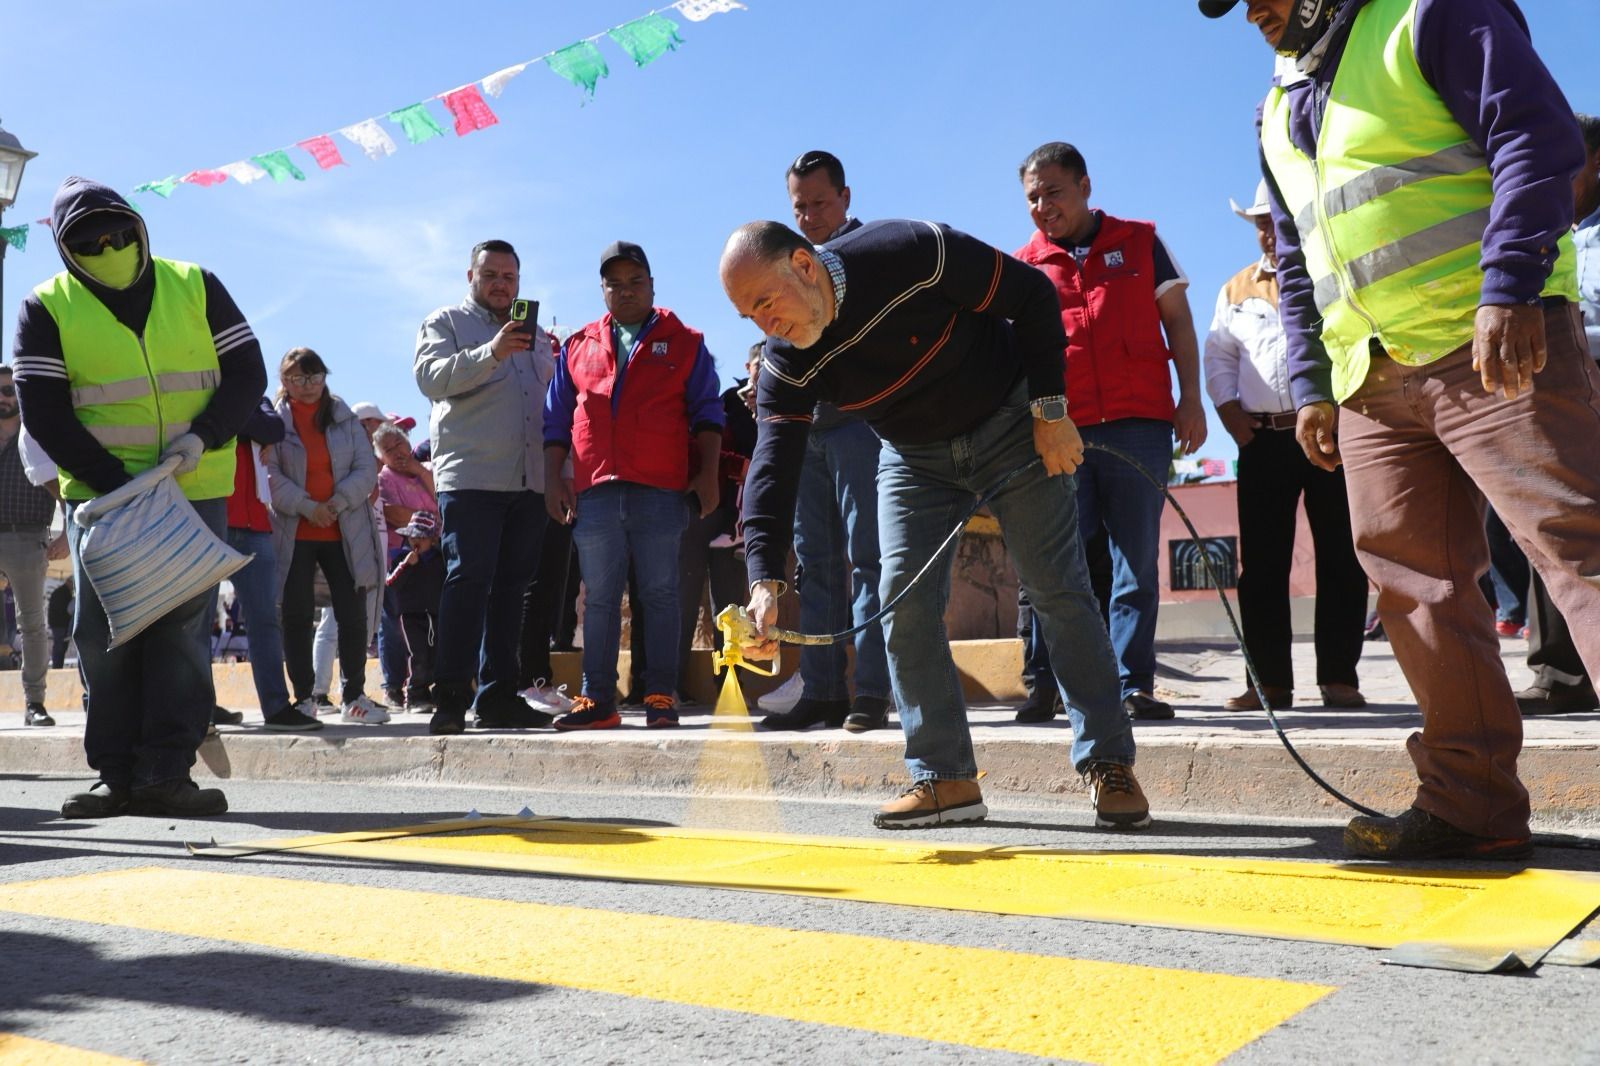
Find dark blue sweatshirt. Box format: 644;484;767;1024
742;219;1067;585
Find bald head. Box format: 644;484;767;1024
719;221;836;349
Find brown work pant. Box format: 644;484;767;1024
1340;302;1600;840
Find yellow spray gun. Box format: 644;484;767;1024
711;604;833;677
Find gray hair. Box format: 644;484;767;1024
371;420;408;457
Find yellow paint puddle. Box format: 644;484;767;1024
201;819;1600;960
0;1033;141;1064
0;867;1330;1066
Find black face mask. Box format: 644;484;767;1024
1275;0;1342;58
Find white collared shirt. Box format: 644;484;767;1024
1204;257;1295;416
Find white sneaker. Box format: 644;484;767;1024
519;679;575;713
292;697;321;718
758;673;805;713
341;694;391;724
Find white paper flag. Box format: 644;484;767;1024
481;63;528;98
675;0;746;21
339;119;398;162
217;161;269;185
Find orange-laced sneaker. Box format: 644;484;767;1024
554;695;621;731
643;693;679;729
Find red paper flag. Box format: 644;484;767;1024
181;169;229;187
296;135;347;171
438;85;499;136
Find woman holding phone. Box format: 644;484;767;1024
266;348;387;724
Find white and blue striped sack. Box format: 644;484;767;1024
73;455;250;650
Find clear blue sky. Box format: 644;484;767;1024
3;0;1595;465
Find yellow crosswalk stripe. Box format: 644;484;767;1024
198;818;1600;962
0;867;1331;1066
0;1033;141;1064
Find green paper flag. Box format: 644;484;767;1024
545;41;610;97
251;151;306;184
133;176;180;199
607;13;683;68
0;225;26;252
388;103;446;145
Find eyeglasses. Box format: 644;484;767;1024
64;227;138;258
0;386;15;397
284;373;326;388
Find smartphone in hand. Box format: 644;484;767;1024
510;298;540;335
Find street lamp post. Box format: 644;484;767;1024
0;119;39;351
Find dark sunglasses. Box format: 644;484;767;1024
65;227;138;257
0;386;14;398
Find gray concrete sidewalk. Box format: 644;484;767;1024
3;635;1596;828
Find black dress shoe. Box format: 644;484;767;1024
211;706;245;726
129;779;229;817
24;703;55;727
1123;692;1175;721
61;781;131;819
1344;806;1532;861
843;695;892;733
1515;685;1598;716
1013;691;1062;723
429;708;467;735
760;697;849;731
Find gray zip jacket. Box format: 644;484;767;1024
265;395;382;596
414;296;552;494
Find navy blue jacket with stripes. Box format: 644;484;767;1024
743;218;1067;586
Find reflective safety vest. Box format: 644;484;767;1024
1260;0;1577;402
34;258;232;500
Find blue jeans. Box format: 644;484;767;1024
572;481;689;703
793;419;890;701
1042;417;1174;697
377;590;408;692
878;386;1133;780
69;497;227;789
436;489;545;710
225;526;292;717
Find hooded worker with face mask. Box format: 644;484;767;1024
11;175;267;820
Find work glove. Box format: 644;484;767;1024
161;432;206;475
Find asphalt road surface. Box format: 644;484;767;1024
1;775;1597;1065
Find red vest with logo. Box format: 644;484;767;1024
563;307;703;495
1014;215;1175;425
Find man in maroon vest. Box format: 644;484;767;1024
1013;141;1208;723
543;241;723;729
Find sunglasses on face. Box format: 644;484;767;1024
64;227;138;258
284;373;326;388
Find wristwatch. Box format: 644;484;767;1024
1029;395;1068;422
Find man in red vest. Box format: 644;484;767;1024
1014;142;1208;723
543;241;723;730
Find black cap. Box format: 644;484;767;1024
599;240;650;275
1198;0;1239;16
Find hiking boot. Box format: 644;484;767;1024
61;781;130;819
1223;686;1292;712
1318;683;1367;709
211;706;245;727
554;696;621;731
1013;690;1062;723
1515;685;1598;716
1343;806;1532;861
1083;761;1152;829
643;693;679;729
24;703;55;727
476;694;554;730
760;697;848;732
129;779;229;818
1123;692;1174;721
263;705;324;732
843;695;891;733
873;779;987;830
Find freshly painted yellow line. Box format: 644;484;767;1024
0;1033;140;1064
0;868;1329;1066
198;819;1600;958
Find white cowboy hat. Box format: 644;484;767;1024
1230;179;1272;221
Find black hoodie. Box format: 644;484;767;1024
10;176;267;495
